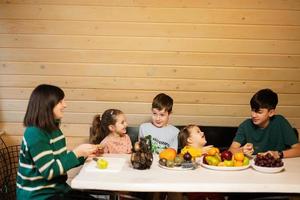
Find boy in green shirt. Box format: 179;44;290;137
229;88;300;158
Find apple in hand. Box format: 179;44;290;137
221;150;233;161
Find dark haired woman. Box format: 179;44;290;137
17;84;98;200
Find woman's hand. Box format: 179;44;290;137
95;145;104;156
73;144;98;158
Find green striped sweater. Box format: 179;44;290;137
17;126;85;200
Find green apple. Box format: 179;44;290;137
97;159;108;169
224;159;234;167
243;156;249;166
206;155;220;166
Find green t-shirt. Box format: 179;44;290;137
234;115;298;154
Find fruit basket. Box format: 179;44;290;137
200;159;250;171
158;148;198;170
200;148;251;171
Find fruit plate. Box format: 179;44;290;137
84;157;126;173
158;163;197;170
251;160;284;173
199;159;250;171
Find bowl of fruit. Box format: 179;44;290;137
158;147;198;170
200;148;250;171
251;153;284;173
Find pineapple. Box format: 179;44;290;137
131;137;153;170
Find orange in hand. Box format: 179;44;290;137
159;148;177;161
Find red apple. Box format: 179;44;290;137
221;150;233;161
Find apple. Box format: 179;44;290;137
97;159;108;169
205;155;220;166
224;159;234;167
221;150;233;161
243;156;249;166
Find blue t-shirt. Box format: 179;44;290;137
234;115;298;154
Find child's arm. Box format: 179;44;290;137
282;143;300;158
229;141;254;156
266;143;300;158
126;135;133;153
229;141;242;154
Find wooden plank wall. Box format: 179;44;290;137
0;0;299;149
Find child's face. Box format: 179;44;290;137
151;108;170;128
251;108;275;128
188;126;206;148
112;114;128;136
53;99;67;120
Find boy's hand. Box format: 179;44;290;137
242;143;254;157
260;151;280;159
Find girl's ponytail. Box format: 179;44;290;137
89;114;102;144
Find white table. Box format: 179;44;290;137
71;154;300;193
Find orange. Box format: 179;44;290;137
234;160;243;167
159;148;177;161
234;152;245;162
207;147;220;156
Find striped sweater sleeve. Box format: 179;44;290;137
25;128;81;180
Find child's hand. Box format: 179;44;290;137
73;144;98;158
242;143;254;157
260;151;280;159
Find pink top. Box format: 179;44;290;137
99;134;132;154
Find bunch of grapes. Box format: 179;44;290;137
254;153;284;167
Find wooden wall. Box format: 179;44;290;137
0;0;299;149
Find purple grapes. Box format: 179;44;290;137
254;153;284;167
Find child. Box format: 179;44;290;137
139;93;182;200
179;125;224;200
17;84;98;200
139;93;179;153
229;88;300;158
178;124;207;150
90;109;132;154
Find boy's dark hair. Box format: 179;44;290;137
250;88;278;111
89;109;123;144
24;84;65;132
152;93;173;113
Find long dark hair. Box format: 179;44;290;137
89;109;123;144
23;84;65;132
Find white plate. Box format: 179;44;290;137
84;157;126;173
158;163;197;170
199;159;250;171
251;160;284;173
